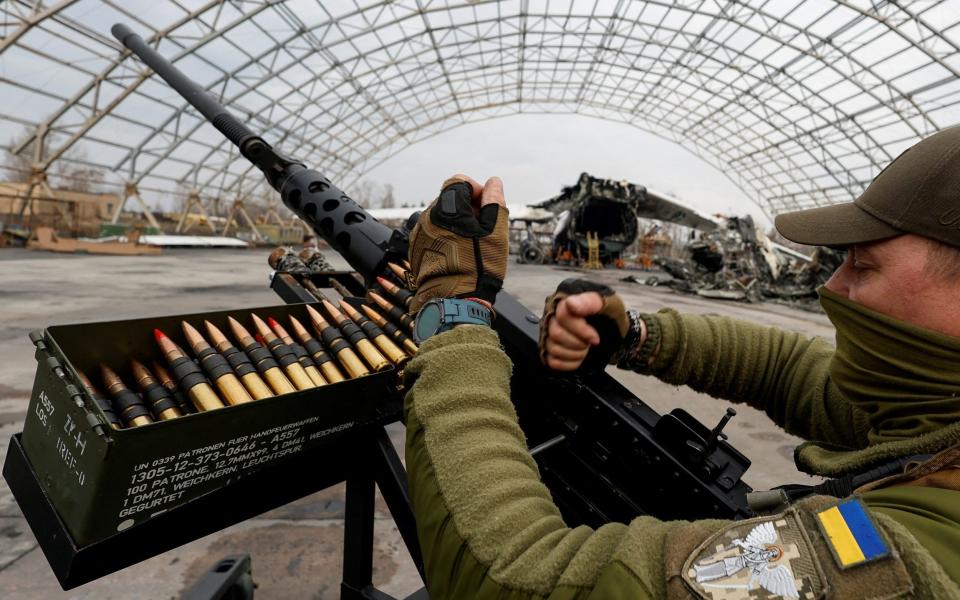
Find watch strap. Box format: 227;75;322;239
414;298;493;343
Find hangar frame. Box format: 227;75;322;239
2;0;960;218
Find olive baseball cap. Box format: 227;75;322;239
775;126;960;249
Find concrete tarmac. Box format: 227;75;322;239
0;248;834;599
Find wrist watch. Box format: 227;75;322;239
413;298;493;344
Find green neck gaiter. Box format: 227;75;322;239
819;287;960;445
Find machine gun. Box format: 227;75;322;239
111;23;753;529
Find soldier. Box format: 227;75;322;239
403;131;960;600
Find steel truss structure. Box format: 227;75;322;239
3;0;960;218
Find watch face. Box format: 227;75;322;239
415;302;443;342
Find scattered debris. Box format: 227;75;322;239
643;215;843;308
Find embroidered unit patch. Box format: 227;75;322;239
682;511;825;600
815;499;889;569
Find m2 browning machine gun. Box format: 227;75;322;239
0;24;757;598
111;23;753;527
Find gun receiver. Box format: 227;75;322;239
113;24;753;525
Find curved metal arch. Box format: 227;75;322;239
177;19;896;208
173;2;932;208
8;1;278;172
4;0;960;218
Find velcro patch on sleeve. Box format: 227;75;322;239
682;510;825;600
815;499;890;569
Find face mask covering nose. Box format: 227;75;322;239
818;287;960;444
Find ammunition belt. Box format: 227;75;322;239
265;338;298;368
142;382;179;415
302;338;334;365
357;319;383;339
338;321;367;346
221;345;257;377
113;388;151;424
319;327;351;355
243;343;280;374
169;356;211;391
196;346;235;381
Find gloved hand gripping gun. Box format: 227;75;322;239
113;24;754;526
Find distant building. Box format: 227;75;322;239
0;182;119;221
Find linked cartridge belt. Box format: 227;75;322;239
221;345;257;377
244;343;280;374
265;338;299;368
170;356;210;391
113;388;152;424
196;346;235;381
142;383;179;416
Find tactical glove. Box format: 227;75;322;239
539;278;630;372
408;177;509;312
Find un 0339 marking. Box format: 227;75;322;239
113;415;344;523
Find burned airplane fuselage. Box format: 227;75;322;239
537;173;718;264
538;173;642;264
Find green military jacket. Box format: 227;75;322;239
404;320;960;599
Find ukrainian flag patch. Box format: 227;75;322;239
815;499;889;569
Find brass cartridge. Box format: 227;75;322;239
375;276;413;308
266;316;327;387
100;364;153;428
300;278;326;302
182;322;254;405
204;320;274;400
386;262;412;286
361;305;419;355
401;258;412;271
328;278;354;300
306;305;369;378
250;314;317;391
154;329;225;411
130;360;183;421
151;361;196;414
227;316;297;395
321;300;391;372
340;301;408;366
288;316;346;383
368;291;415;333
76;370;122;429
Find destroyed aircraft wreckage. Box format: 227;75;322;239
528;172;717;264
650;215;844;305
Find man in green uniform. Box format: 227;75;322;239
403;127;960;599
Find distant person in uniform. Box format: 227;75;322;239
402;127;960;599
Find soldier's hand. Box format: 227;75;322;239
408;175;509;312
540;279;629;372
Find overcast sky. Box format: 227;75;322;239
361;112;767;226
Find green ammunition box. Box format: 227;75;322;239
19;302;399;548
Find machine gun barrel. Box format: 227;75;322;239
113;24;754;525
112;24;395;279
112;24;258;150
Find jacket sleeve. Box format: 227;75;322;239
403;325;728;600
635;309;869;448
